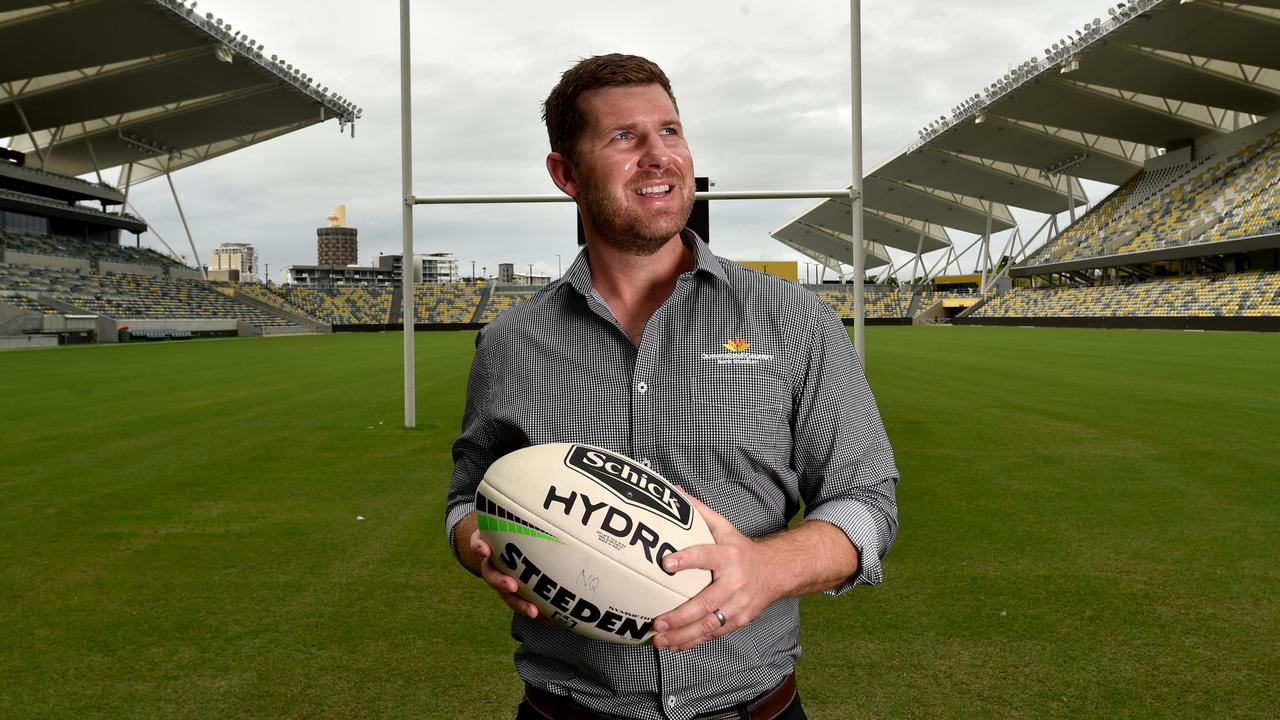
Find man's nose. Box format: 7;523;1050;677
636;131;672;168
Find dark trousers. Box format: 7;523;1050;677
516;693;807;720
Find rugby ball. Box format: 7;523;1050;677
476;443;713;644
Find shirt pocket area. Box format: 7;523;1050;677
684;370;791;449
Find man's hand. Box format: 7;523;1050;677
650;494;860;652
650;494;782;651
454;511;541;621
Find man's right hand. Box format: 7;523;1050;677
455;511;541;621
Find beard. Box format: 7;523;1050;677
577;172;695;256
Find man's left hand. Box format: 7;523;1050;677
650;493;782;652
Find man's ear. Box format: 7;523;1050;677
546;152;580;199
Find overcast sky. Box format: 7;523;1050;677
114;0;1124;282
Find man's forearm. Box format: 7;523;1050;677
452;511;483;577
757;519;860;598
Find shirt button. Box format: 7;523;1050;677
667;695;678;708
636;381;648;394
639;458;651;468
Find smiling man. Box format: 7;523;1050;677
446;54;900;720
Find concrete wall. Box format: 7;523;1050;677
170;267;204;280
100;261;164;277
4;252;90;272
116;318;240;333
0;335;58;350
0;303;39;336
261;324;317;336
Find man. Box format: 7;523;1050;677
446;54;899;720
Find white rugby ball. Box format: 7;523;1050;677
476;443;713;645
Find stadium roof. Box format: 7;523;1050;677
773;0;1280;275
0;0;360;185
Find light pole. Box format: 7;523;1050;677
556;254;562;279
471;260;476;281
528;263;534;286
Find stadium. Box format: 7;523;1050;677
1;0;1277;718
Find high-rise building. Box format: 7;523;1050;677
208;242;257;282
417;253;458;283
317;204;357;266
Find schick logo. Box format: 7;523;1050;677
564;445;693;530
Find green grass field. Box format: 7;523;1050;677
1;327;1277;719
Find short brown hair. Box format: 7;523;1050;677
541;53;679;161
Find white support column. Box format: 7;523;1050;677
85;138;105;186
1066;175;1076;224
43;126;62;171
125;200;181;260
399;0;416;428
850;0;865;362
12;100;46;168
979;201;993;292
987;227;1018;292
165;170;206;279
911;229;925;288
119;162;133;217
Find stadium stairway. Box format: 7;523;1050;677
389;284;403;325
471;282;494;324
953;296;991;320
905;289;923;318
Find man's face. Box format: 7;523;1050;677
566;84;695;255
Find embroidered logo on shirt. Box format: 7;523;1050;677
702;339;775;366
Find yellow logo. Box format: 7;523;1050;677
723;338;750;353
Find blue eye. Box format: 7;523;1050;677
615;131;634;141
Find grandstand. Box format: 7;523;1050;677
974;270;1280;321
7;0;1280;344
1;0;362;348
772;0;1280;333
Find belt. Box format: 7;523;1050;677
524;674;797;720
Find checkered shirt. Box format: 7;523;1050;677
446;231;899;720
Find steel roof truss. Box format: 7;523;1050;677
7;84;275;157
1054;77;1226;136
126;121;315;184
1001;117;1153;164
0;48;207;102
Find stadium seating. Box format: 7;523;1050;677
1;228;181;269
0;264;294;327
478;287;535;323
0;292;60;315
810;286;913;319
973;270;1280;318
1031;127;1280;265
416;282;484;323
247;283;393;325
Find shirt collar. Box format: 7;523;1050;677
561;227;725;300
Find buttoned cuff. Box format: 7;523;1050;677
445;500;476;560
804;499;889;595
